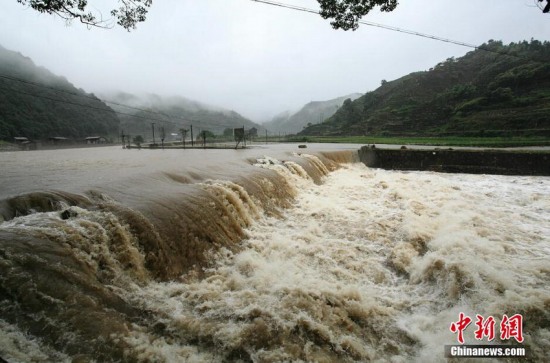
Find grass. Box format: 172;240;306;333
285;136;550;148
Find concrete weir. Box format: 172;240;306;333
359;146;550;176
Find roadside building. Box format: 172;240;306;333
13;137;29;144
85;136;107;144
48;137;69;145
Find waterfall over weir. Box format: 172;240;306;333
0;147;548;362
0;150;343;361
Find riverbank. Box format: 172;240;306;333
290;135;550;148
359;145;550;175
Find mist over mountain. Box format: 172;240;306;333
101;92;262;141
300;40;550;137
264;93;362;134
0;43;262;144
103;92;229;114
0;44;120;141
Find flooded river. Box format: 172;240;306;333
0;144;548;362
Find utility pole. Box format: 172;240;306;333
160;126;165;149
151;123;156;146
120;130;125;149
265;130;268;144
190;125;194;147
180;128;187;149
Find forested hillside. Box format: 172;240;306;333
103;92;261;140
300;40;550;137
0;45;120;141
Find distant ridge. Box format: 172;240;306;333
300;40;550;137
101;92;262;138
264;93;362;134
0;44;262;143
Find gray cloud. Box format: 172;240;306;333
1;0;549;121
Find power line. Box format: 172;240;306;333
0;74;258;131
251;0;477;47
6;1;536;136
0;84;170;124
0;83;250;132
1;76;241;129
250;0;536;60
0;73;162;117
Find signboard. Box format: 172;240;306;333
234;127;245;142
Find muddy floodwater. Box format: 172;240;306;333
0;144;548;362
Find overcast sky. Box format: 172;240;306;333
1;0;550;121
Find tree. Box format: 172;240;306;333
16;0;398;31
133;135;144;145
320;0;549;28
317;0;398;30
538;0;550;13
16;0;152;30
18;0;548;32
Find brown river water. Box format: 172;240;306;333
0;144;548;362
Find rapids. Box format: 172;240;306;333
0;146;548;362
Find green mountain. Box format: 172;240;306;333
300;40;550;137
264;93;362;134
0;45;120;141
102;92;262;141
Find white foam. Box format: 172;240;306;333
3;162;548;361
127;165;549;360
0;319;70;363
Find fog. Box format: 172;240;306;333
1;0;550;121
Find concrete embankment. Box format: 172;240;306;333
359;146;550;176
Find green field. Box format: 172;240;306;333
285;136;550;148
